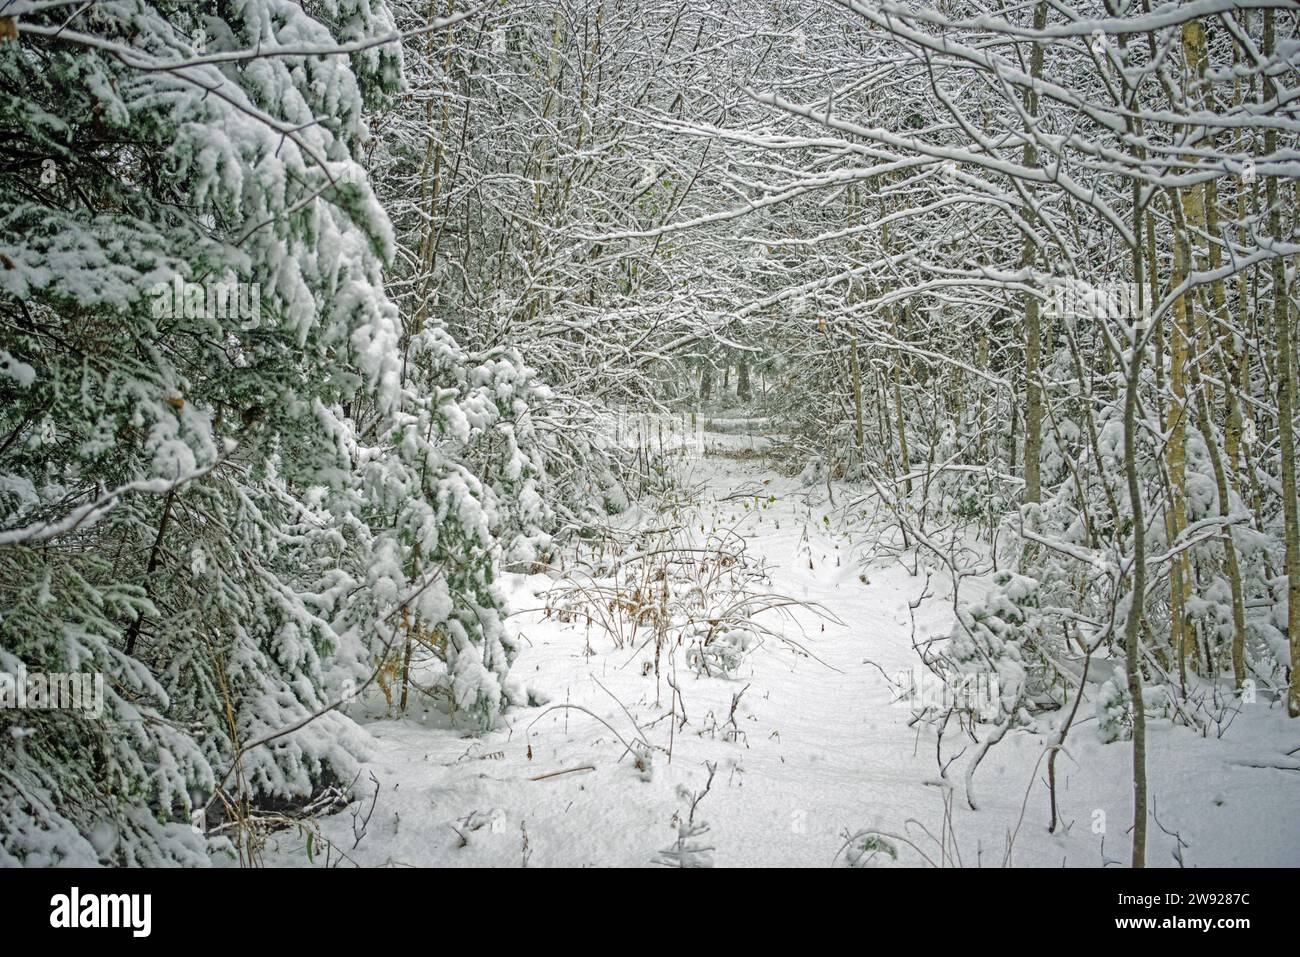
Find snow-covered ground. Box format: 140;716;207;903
261;422;1300;868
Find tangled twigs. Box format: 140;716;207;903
544;512;843;685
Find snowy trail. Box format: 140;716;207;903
264;428;1300;868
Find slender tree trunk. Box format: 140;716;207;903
1181;21;1249;688
1023;295;1043;504
849;336;865;460
1123;316;1149;869
1167;170;1200;687
1120;47;1149;863
124;489;176;658
891;308;912;496
1019;1;1048;504
1193;380;1248;688
1264;12;1300;717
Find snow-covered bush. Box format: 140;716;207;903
1094;670;1132;744
0;0;544;865
947;571;1051;724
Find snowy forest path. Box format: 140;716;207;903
268;424;1300;868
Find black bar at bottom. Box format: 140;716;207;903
0;866;1281;943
